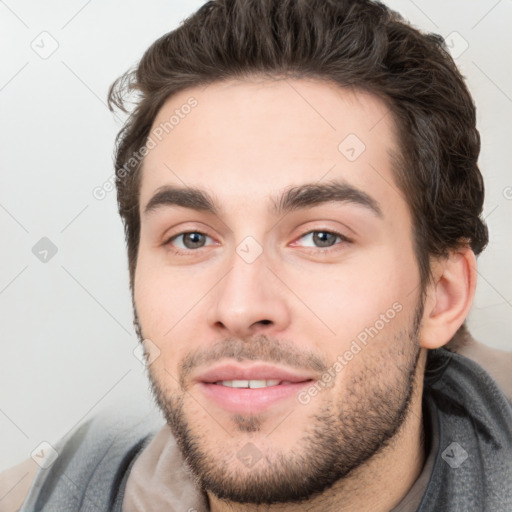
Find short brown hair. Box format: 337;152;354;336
108;0;488;296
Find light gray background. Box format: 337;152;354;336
1;0;511;472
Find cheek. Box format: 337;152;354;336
292;247;418;344
134;256;215;374
134;273;185;382
134;251;200;334
134;263;169;335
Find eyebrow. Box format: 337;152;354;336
143;180;383;219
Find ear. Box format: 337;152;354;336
420;247;477;350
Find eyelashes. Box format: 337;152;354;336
292;230;351;250
164;229;352;256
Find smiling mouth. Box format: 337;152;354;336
198;379;315;415
213;379;311;388
193;362;317;413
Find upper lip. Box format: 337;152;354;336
194;363;316;384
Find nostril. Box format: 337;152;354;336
259;319;272;325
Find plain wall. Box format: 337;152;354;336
1;0;511;471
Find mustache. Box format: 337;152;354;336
178;335;329;389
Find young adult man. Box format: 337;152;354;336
3;0;512;510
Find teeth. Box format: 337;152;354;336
218;379;281;388
249;379;281;388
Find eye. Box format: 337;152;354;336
166;231;214;251
164;229;349;254
294;230;350;250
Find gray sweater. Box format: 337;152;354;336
19;349;512;511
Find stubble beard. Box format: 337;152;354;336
144;306;423;505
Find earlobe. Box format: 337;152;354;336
420;247;477;350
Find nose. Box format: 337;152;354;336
207;247;291;338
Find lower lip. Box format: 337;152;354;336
198;381;313;415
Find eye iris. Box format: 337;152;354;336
313;231;337;247
183;232;205;249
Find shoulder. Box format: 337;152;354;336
445;327;512;403
0;458;42;512
2;404;163;512
420;331;512;510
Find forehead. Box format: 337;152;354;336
139;78;403;217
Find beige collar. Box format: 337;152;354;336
122;423;209;512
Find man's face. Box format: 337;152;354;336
134;78;424;503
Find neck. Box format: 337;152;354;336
208;350;428;512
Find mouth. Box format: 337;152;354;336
213;379;298;388
194;363;315;414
